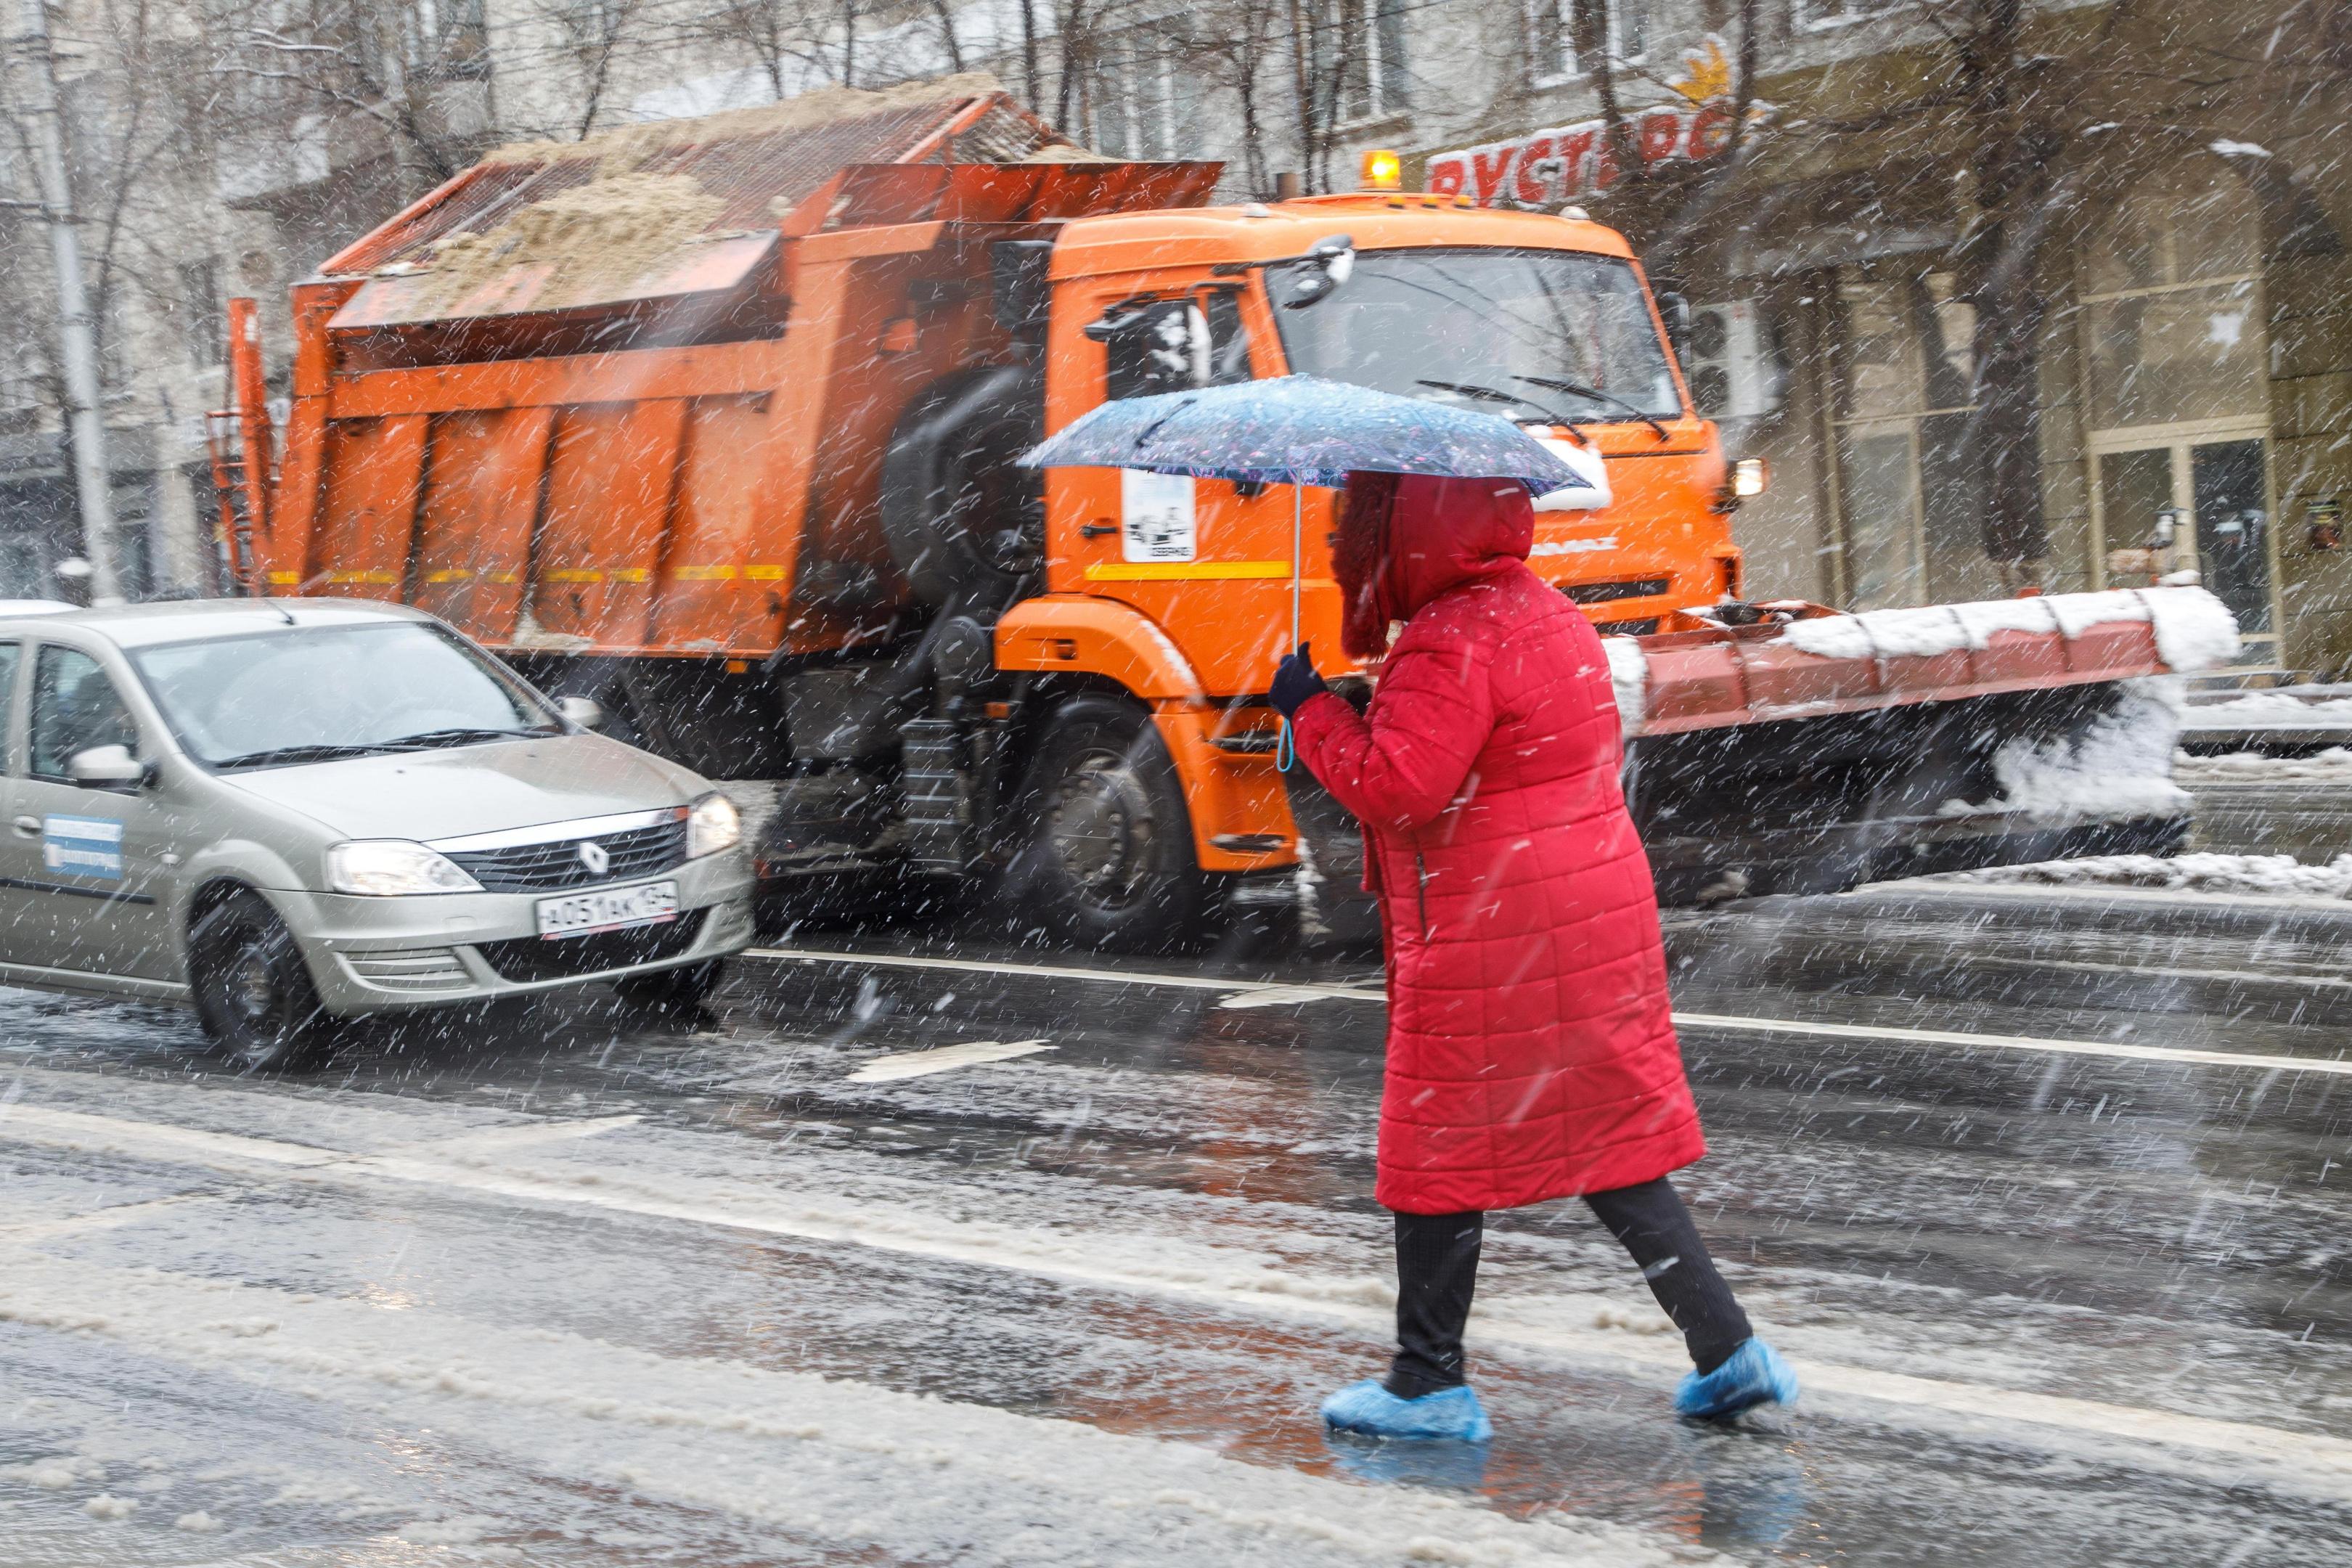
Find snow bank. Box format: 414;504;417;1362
1602;637;1646;737
1940;851;2352;900
2180;690;2352;729
1779;587;2239;673
2176;746;2352;782
1940;678;2189;822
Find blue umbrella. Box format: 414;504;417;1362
1019;375;1590;494
1024;375;1591;771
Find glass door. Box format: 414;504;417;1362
2191;438;2271;635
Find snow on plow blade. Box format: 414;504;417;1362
1612;587;2238;902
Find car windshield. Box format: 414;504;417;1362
1274;247;1682;420
130;621;558;769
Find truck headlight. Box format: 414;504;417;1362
686;792;741;859
327;841;481;896
1732;457;1768;497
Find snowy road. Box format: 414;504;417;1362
8;869;2352;1565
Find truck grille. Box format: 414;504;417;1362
446;819;687;894
474;910;707;983
1562;578;1673;605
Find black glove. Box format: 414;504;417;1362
1270;643;1329;719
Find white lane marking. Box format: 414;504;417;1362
0;1105;346;1168
415;1114;644;1152
1214;984;1381;1010
747;945;1381;1003
748;947;2352;1077
1864;880;2352;915
9;1100;2352;1491
847;1040;1052;1083
1970;955;2352;991
1674;1013;2352;1077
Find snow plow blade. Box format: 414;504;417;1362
1612;587;2235;902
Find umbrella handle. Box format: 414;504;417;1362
1280;484;1302;773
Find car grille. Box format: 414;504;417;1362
343;947;471;992
446;817;687;894
473;909;707;983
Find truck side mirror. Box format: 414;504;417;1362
68;743;144;788
1278;234;1355;309
1658;291;1694;369
557;695;605;731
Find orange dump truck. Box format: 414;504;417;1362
212;78;2202;948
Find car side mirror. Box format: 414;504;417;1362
68;743;144;787
1278;234;1355;310
557;695;604;731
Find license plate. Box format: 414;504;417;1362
535;880;679;939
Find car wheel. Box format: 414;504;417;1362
612;959;728;1011
189;889;332;1072
1013;697;1209;953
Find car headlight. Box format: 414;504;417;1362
327;840;482;896
686;791;741;859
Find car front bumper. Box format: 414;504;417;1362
269;850;756;1014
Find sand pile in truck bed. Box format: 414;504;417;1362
485;71;1010;172
383;73;1098;314
410;173;729;314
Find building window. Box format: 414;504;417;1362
2080;166;2266;431
1829;269;1993;609
1088;23;1193;159
1799;0;1908;29
1529;0;1649;84
180;261;223;370
1310;0;1410;126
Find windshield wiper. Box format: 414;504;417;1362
1415;380;1591;446
385;726;553;748
1515;375;1671;441
211;742;415;769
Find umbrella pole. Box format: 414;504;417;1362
1279;484;1302;772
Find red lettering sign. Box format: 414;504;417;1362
1421;86;1769;208
1514;134;1557;205
1426;156;1467;197
1470;146;1517;205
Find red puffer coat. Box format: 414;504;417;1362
1289;473;1703;1214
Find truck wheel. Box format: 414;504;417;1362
189;890;331;1072
1016;698;1210;952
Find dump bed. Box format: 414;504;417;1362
253;76;1217;660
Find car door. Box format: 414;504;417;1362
0;637;31;972
9;639;178;981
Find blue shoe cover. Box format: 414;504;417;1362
1320;1378;1493;1442
1675;1338;1799;1421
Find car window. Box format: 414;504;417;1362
30;645;138;780
128;621;554;769
1105;295;1253;401
0;642;18;772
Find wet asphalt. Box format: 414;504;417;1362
7;785;2352;1564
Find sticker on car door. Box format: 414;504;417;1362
43;816;123;880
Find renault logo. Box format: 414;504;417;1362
577;839;611;876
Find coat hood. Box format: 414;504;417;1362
1336;473;1535;658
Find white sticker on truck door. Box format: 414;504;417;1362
1121;470;1197;563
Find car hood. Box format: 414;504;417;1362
221;734;711;843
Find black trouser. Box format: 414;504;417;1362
1385;1177;1753;1400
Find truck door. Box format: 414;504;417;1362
1061;288;1318;692
4;642;176;981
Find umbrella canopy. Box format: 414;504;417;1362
1020;375;1593;495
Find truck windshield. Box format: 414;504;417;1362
1275;247;1682;420
131;621;559;770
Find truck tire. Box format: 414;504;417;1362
189;889;332;1073
879;365;1042;608
1013;697;1211;953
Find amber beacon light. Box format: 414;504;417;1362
1360;149;1402;191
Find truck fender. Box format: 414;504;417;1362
996;598;1297;873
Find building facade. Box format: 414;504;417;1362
9;0;2348;674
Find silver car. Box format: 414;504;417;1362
0;599;755;1069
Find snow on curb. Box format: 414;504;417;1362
0;1254;1717;1568
2177;746;2352;781
1928;850;2352;901
1779;587;2240;674
2180;690;2352;729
